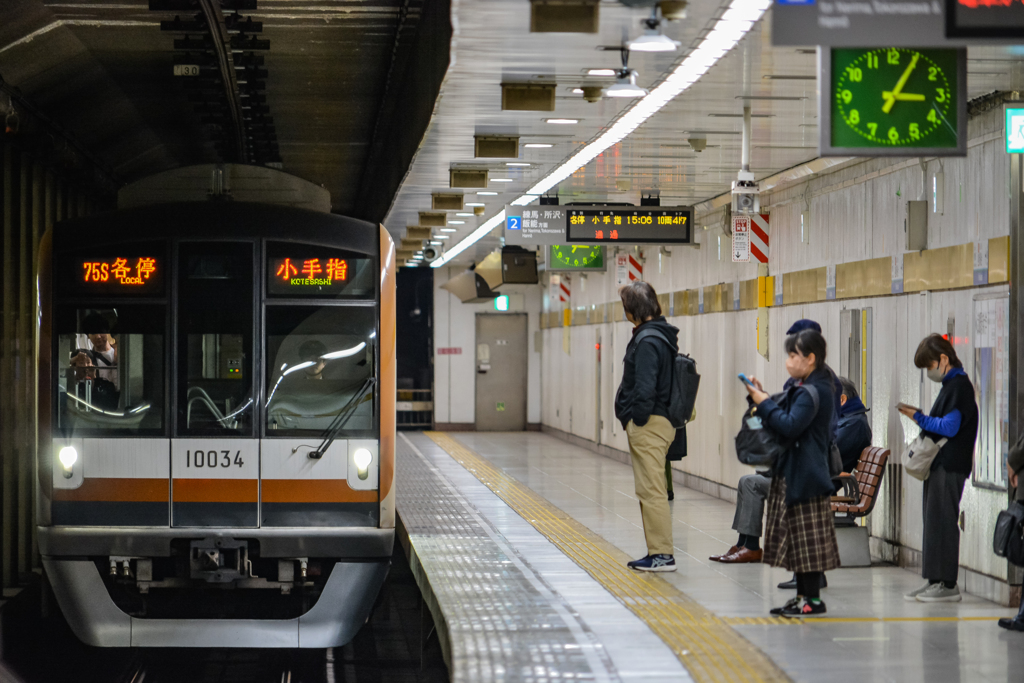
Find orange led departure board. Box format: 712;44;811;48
273;257;349;285
82;257;158;286
62;251;165;295
265;242;373;299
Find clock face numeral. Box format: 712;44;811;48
831;48;959;150
551;245;603;270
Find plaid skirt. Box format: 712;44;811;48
763;475;840;573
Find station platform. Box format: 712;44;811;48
395;431;1024;683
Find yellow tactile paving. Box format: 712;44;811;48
722;616;1002;626
425;431;792;683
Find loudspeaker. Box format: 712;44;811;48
501;247;538;284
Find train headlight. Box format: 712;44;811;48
58;446;78;478
353;448;372;480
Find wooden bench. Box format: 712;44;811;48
830;446;890;567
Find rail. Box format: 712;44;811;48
397;389;432;429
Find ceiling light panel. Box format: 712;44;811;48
524;143;553;148
545;118;578;124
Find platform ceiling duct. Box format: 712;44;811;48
441;270;500;303
500;84;556;111
529;0;600;33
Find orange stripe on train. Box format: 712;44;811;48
261;479;377;504
173;479;258;503
52;478;169;503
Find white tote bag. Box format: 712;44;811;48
903;435;948;481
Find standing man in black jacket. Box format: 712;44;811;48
615;281;680;572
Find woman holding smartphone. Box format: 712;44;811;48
898;334;978;603
744;329;840;617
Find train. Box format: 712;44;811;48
36;164;397;647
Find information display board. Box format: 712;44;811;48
946;0;1024;38
565;206;693;244
820;47;967;157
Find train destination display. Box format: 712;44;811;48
565;206;693;244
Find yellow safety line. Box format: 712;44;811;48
425;431;791;683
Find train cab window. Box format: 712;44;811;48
55;306;165;435
177;243;253;436
265;306;375;435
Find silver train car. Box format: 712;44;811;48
36;166;397;647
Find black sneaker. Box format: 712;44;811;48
626;554;677;572
777;598;827;618
769;598;800;616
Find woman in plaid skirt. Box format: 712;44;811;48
743;329;840;617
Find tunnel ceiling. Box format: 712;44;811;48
0;0;439;219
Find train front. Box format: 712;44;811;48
36;201;396;648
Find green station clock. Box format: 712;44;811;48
821;48;966;157
548;244;605;271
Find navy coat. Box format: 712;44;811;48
756;369;836;505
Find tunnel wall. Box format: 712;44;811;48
0;142;110;589
536;105;1016;601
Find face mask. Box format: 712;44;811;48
926;365;945;383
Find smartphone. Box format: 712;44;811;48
738;373;755;387
896;402;916;412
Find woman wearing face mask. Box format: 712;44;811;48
744;329;840;617
898;334;978;603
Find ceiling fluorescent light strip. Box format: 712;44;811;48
433;0;769;269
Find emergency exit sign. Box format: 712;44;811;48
1007;108;1024;154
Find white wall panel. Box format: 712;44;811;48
539;107;1013;582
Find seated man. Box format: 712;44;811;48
836;377;872;473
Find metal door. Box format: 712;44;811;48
475;313;528;431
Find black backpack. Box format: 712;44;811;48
634;329;700;429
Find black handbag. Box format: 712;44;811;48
993;500;1024;566
735;400;787;467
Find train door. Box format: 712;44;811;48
475;313;528;431
171;242;258;528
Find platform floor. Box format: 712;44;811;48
396;431;1022;683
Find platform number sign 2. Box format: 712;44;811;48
185;450;245;468
507;216;521;231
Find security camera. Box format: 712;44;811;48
731;171;760;215
423;246;439;261
687;137;706;153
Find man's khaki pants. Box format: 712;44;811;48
627;415;676;556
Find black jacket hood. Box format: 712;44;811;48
633;317;679;352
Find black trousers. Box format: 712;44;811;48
922;466;968;585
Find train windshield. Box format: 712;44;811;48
177;242;254;436
55;306;165;435
265;305;375;435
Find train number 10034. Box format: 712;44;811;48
186;450;245;468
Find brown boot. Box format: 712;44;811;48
709;546;740;562
719;547;763;564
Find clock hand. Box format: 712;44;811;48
882;91;926;102
882;53;920;115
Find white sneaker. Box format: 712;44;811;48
916;583;962;603
904;581;934;602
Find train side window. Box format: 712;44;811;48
265;305;375;436
55;306;165;435
177;242;253;436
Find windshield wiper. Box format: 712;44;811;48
308;377;376;460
